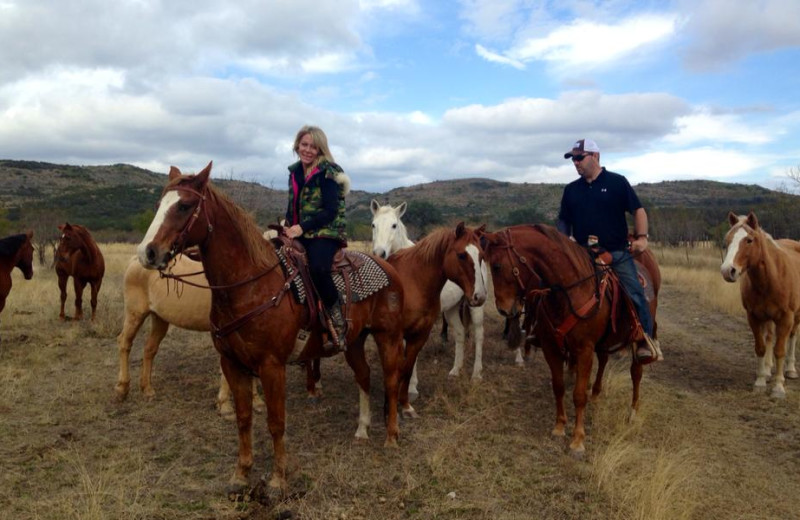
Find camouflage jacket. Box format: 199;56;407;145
285;160;350;244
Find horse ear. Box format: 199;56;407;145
746;211;759;229
370;199;380;216
728;211;739;226
26;230;33;239
58;224;65;232
168;166;182;180
455;222;466;238
193;161;213;187
476;224;486;235
396;202;407;218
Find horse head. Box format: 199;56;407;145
721;211;764;282
370;199;409;259
138;162;213;270
442;222;488;307
481;228;525;318
17;231;34;280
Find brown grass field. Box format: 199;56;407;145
1;242;800;519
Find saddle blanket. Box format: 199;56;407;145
276;248;390;304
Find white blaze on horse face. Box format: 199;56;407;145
137;190;181;265
466;244;488;305
720;227;748;282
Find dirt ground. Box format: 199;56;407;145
1;254;800;520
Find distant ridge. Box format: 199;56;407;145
2;160;799;243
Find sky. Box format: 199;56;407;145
1;0;799;193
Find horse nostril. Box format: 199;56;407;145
146;245;156;263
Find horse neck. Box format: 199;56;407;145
392;224;414;253
394;231;453;293
523;233;593;293
199;194;279;288
748;234;787;288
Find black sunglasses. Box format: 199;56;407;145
572;154;590;162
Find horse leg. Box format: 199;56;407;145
219;355;257;495
786;331;799;379
251;378;265;413
344;334;372;441
542;346;567;438
569;345;594;455
408;359;419;402
770;318;793;398
217;371;235;420
72;278;85;321
140;315;168;399
258;360;289;496
470;305;484;382
629;353;644;422
514;347;525;367
373;329;402;447
748;315;770;389
58;274;68;320
89;278;102;321
591;350;609;402
399;335;426;419
445;305;466;377
115;309;148;401
305;359;322;400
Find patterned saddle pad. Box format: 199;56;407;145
276;248;390;304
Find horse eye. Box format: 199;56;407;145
746;238;753;244
372;223;375;228
392;224;397;229
178;203;192;212
492;264;501;272
457;252;467;260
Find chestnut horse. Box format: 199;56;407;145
383;222;488;418
137;162;406;496
371;200;512;392
721;211;800;398
56;223;105;321
0;231;34;339
482;224;660;455
115;254;264;417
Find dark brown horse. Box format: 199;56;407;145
482;224;660;455
56;223;105;321
137;162;406;497
0;231;35;338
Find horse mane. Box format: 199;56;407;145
392;226;454;264
0;234;27;258
525;224;594;276
205;182;277;270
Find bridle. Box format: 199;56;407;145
492;227;611;351
153;180;294;338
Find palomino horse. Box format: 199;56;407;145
371;200;519;390
56;223;105;321
137;162;406;496
721;211;800;398
482;224;660;455
115;254;264;417
380;220;488;418
0;231;34;339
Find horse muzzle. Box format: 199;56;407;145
720;263;740;282
139;242;173;270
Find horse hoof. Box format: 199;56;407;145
447;369;460;378
551;427;566;437
770;387;787;399
408;390;419;403
471;374;483;383
226;482;249;502
569;447;586;460
384;436;399;448
401;407;419;420
786;370;799;380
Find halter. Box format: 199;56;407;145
162;182;214;260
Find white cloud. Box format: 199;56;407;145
681;0;800;70
614;148;771;185
664;110;773;146
475;44;525;69
474;14;678;71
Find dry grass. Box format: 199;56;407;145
1;241;799;519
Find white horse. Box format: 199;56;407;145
370;200;524;394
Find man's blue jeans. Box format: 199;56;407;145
610;250;653;337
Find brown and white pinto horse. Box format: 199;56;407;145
721;211;800;398
482;224;660;455
385;222;488;417
137;162;406;497
56;223;105;321
0;231;34;339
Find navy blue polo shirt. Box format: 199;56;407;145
557;168;642;251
